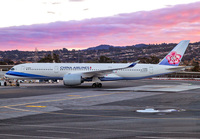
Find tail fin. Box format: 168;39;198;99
159;40;190;66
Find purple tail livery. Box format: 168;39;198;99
159;40;190;66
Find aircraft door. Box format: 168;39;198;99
149;66;153;74
21;66;25;72
54;66;59;73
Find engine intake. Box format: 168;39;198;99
63;74;83;86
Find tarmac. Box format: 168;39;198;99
0;79;200;139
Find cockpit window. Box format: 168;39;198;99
10;68;15;71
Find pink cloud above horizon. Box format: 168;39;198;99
0;2;200;51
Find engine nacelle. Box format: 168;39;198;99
63;74;83;86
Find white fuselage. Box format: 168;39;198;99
4;40;190;87
5;63;177;81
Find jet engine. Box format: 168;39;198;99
63;74;84;86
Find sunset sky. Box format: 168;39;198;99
0;0;200;51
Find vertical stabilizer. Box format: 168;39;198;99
159;40;190;66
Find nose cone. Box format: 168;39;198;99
4;71;13;79
4;71;9;78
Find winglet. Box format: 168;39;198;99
128;60;139;68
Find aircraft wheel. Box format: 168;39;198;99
92;83;97;88
16;82;20;86
4;82;7;86
97;83;102;88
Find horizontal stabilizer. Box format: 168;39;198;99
167;66;185;71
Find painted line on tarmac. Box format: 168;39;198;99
67;95;80;97
4;105;200;121
2;91;200;121
0;91;127;108
26;105;46;108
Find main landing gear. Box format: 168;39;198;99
92;83;102;88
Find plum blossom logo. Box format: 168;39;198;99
166;51;182;65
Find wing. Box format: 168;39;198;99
82;61;138;78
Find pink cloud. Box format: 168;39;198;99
0;2;200;51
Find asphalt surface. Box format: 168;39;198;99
0;79;200;139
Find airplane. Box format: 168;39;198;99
5;40;190;87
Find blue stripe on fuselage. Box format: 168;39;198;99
6;71;49;79
5;71;175;81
